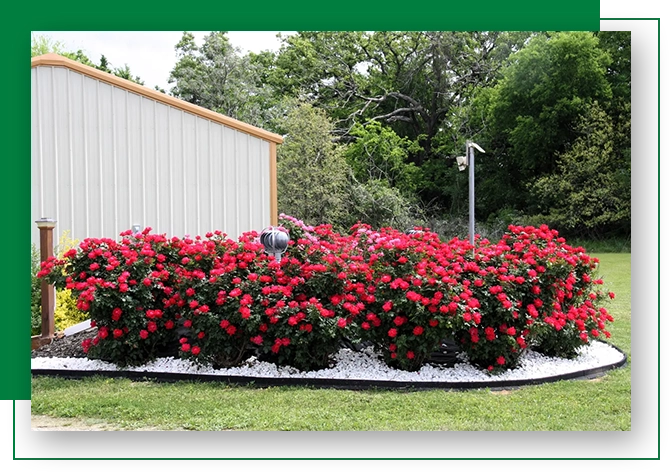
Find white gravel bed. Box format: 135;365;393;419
31;341;626;384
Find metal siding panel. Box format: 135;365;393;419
209;124;224;234
168;107;184;237
261;141;270;227
142;98;158;234
81;76;102;237
69;72;88;243
32;66;275;246
223;127;238;236
127;91;143;233
31;68;42;245
53;68;74;243
111;86;128;239
182;113;198;236
196;118;211;235
96;81;114;239
38;68;58;233
154;102;170;236
247;137;261;232
253;140;270;231
237;132;251;234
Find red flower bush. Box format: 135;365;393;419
38;217;616;375
38;228;184;366
346;225;461;371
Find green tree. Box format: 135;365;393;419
530;102;630;238
168;31;284;130
276;103;352;229
343;121;422;196
476;31;614;219
270;31;531;216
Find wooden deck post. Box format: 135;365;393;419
36;218;57;341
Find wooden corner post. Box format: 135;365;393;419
36;218;57;341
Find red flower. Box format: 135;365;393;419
184;319;192;328
147;321;157;332
496;356;506;365
197;331;205;339
219;319;229;329
226;325;237;336
413;326;424;336
506;327;517;336
382;301;393;312
112;308;122;321
164;320;174;329
388;328;398;338
406;351;415;359
250;335;263;345
429;319;438;327
337;318;347;328
609;292;616;299
113;328;123;338
484;326;496;341
393;316;406;326
181;343;191;352
139;330;149;339
191;346;201;356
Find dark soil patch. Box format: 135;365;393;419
31;328;95;359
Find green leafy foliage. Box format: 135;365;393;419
276;103;353;230
530;102;631;237
31;244;42;336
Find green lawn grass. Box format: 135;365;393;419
30;253;631;431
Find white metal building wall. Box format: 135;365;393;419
31;65;271;245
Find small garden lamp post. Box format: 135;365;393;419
455;141;485;247
260;226;290;263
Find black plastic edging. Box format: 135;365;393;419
31;341;628;391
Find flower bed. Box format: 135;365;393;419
38;215;616;376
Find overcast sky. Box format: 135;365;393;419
32;31;292;92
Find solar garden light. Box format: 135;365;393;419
406;228;423;235
260;226;290;263
455;141;486;247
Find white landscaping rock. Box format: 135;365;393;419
31;341;626;385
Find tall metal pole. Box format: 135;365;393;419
468;142;475;247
